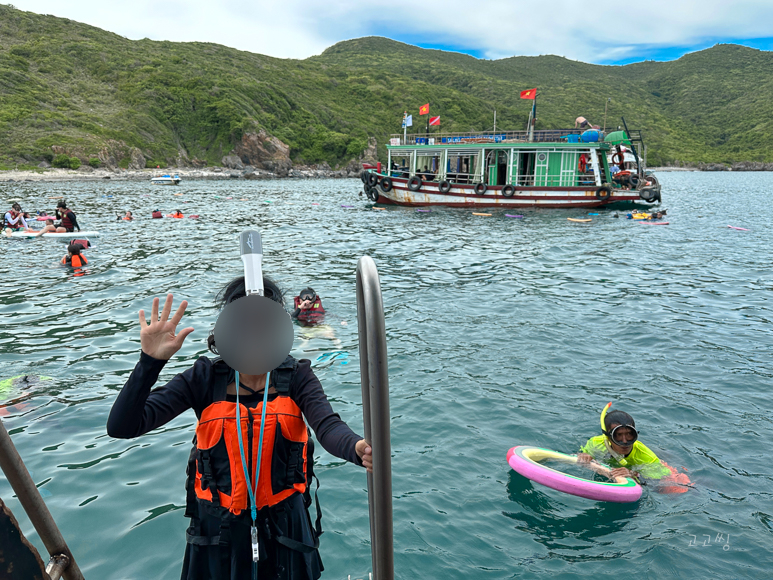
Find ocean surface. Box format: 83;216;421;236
0;173;771;579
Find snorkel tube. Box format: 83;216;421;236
234;230;271;577
240;230;264;296
600;402;612;434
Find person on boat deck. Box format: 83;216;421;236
610;164;621;175
577;404;670;482
575;116;590;129
4;203;33;232
36;218;57;237
61;243;87;267
291;287;326;324
119;211;133;221
55;200;80;233
106;281;371;580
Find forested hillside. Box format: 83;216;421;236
1;5;771;170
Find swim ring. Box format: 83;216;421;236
507;445;642;503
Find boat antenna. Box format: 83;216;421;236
620;117;641;176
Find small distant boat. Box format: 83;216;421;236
151;174;181;185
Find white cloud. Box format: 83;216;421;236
10;0;773;62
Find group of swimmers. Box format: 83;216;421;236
3;200;80;235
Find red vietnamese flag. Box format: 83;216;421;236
429;116;440;126
419;103;430;115
520;88;537;100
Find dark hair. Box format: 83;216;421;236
11;203;21;211
67;243;83;255
56;200;66;209
207;275;284;355
604;410;635;431
46;218;54;223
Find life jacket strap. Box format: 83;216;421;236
185;530;221;546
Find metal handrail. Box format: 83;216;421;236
356;256;394;580
0;417;84;580
390;128;642;146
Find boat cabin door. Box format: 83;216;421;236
487;150;508;185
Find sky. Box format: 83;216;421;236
9;0;773;65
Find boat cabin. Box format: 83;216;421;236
387;130;619;189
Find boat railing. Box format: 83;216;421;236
0;416;85;579
356;256;394;580
390;129;642;146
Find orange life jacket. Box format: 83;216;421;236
293;296;325;323
191;357;309;516
62;254;87;267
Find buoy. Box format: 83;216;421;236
372;207;386;211
473;212;492;216
568;218;592;222
240;198;249;201
341;205;354;208
588;212;599;215
728;225;749;231
416;209;430;212
312;203;320;206
505;214;524;218
174;193;183;196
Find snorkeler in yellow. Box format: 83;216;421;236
577;403;671;481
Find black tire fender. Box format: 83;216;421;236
474;182;487;195
367;172;379;187
379;177;393;192
502;184;515;198
408;176;422;191
439;180;452;193
596;185;612;200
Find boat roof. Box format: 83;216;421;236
387;128;641;150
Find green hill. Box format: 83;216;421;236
1;5;771;170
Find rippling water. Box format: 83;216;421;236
1;173;772;579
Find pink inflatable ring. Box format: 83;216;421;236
507;445;642;503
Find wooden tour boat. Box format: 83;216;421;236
360;119;660;209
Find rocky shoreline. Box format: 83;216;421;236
0;165;362;183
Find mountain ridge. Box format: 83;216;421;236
0;5;771;170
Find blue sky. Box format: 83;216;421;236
11;0;773;65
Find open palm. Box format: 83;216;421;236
139;294;194;360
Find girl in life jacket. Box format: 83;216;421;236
61;243;88;267
107;278;372;580
291;288;326;325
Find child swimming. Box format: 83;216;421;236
577;403;671;481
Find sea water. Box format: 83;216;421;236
0;172;771;578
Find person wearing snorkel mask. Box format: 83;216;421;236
577;403;671;481
291;287;325;324
107;278;372;580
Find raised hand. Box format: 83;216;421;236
138;294;194;360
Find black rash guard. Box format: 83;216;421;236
107;351;363;466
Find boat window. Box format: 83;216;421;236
447;149;479;184
416;151;441;182
390;154;411;179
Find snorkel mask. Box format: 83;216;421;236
600;402;639;449
212;230;293;375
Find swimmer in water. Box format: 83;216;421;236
61;243;88;267
577;403;671;481
35;218;58;236
118;211;133;221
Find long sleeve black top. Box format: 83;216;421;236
107;352;363;466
